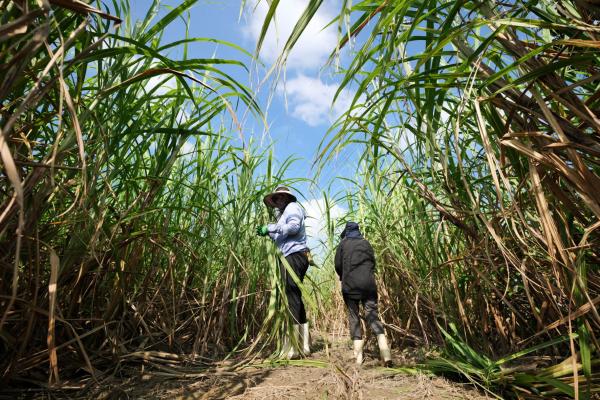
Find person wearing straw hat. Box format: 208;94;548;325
256;186;311;358
334;221;392;367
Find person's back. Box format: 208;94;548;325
336;236;377;299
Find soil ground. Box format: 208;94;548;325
6;335;491;400
129;362;490;400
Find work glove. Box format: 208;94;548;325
256;225;269;237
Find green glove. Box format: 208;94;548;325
256;225;269;236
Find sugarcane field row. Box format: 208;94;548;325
1;0;599;399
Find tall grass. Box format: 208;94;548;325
258;0;600;397
0;0;303;387
3;0;599;397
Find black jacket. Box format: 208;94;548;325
334;237;378;299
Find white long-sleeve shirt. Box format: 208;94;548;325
267;202;308;257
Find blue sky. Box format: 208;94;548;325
127;0;355;167
126;0;355;250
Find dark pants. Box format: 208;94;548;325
344;295;384;340
281;252;309;324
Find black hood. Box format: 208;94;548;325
340;221;362;239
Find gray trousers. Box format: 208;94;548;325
344;295;384;340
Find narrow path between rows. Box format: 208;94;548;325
85;336;490;400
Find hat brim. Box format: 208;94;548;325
263;192;297;208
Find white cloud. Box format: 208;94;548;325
282;74;358;126
302;197;346;257
242;0;338;70
144;75;176;96
180;139;195;156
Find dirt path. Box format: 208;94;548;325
96;337;490;400
8;336;490;399
104;362;488;400
225;363;487;400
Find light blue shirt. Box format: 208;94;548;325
267;202;308;257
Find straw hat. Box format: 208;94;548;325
263;186;297;208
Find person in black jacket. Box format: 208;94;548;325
334;221;392;366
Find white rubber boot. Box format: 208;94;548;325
377;334;392;367
353;339;364;365
286;325;300;359
300;322;311;355
280;333;291;358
